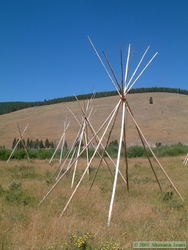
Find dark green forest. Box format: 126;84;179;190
0;87;187;115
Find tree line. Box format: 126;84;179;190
0;87;187;115
11;138;56;149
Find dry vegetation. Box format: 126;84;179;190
0;92;188;249
0;92;188;148
0;156;188;249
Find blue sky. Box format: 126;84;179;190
0;0;188;102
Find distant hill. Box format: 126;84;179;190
0;91;188;149
0;87;187;115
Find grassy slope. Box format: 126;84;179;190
0;92;188;148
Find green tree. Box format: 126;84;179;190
12;138;17;149
45;138;50;148
39;140;44;148
34;139;40;149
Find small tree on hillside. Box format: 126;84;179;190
149;97;153;104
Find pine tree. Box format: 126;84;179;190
12;138;17;149
40;140;44;148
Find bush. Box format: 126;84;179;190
78;148;95;158
106;145;119;158
127;146;146;158
36;149;56;160
40;232;119;250
9;165;39;180
0;144;188;161
0;149;11;161
0;182;34;206
13;149;27;160
0;184;5;196
153;144;188;157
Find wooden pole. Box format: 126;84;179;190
108;101;126;226
125;51;158;94
49;122;69;164
39;100;122;205
85;111;127;188
120;49;124;90
55;128;82;181
125;100;162;192
71;121;85;188
7;124;29;163
122;104;129;192
183;154;188;166
88;36;121;97
17;122;31;162
59;100;122;218
124;44;131;89
103;51;122;91
88;102;127;191
74;95;95;165
126;103;184;201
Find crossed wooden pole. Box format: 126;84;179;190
7;122;30;163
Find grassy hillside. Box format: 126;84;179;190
0;92;188;148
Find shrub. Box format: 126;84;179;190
154;144;188;157
0;144;188;161
163;192;184;210
69;232;91;250
9;165;39;179
0;184;5;196
0;149;11;161
41;232;119;250
36;149;57;160
106;145;119;158
127;146;145;158
3;182;34;206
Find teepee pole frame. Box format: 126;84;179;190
88;37;184;226
49;121;70;164
39;100;121;206
7;123;29;163
40;38;184;226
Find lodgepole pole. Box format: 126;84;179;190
7;124;29;163
59;100;122;218
126;104;184;201
108;101;126;226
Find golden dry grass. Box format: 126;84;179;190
0;92;188;248
0;92;188;148
0;156;188;249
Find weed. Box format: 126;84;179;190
69;232;91;250
9;165;39;179
9;182;22;190
163;191;173;201
170;200;184;210
0;184;4;195
100;241;119;250
45;171;54;185
39;232;119;250
163;192;184;210
0;182;34;206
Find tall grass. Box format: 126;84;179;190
0;156;187;249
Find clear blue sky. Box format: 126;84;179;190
0;0;188;102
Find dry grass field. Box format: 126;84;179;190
0;92;188;149
0;92;188;249
0;156;187;249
